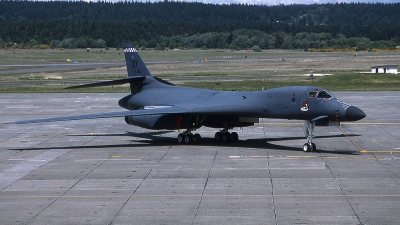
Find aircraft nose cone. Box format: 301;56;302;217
345;106;366;121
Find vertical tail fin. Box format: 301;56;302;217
122;43;173;94
123;43;152;78
65;43;152;93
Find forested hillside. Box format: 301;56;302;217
0;1;399;50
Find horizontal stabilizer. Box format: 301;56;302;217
65;76;145;89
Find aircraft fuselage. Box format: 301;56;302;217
119;76;364;131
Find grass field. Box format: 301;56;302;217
0;48;399;92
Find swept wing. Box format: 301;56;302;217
10;107;187;124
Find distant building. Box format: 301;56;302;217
371;65;398;74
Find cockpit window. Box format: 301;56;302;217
308;91;317;98
317;91;333;99
308;90;333;99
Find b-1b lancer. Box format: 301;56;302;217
13;43;366;152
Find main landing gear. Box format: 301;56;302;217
303;120;316;152
214;129;239;143
177;131;201;144
176;129;239;144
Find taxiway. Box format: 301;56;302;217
0;92;399;225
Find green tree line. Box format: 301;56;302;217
0;1;399;49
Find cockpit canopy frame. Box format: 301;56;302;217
308;90;333;100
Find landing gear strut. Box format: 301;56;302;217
177;116;204;144
177;130;201;144
214;128;239;143
303;120;316;152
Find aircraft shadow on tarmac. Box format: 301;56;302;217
10;131;360;155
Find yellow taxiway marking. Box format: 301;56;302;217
360;150;400;153
342;122;400;125
338;125;363;152
229;155;387;160
338;125;400;154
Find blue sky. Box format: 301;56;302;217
128;0;399;5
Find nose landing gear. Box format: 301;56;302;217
303;120;316;152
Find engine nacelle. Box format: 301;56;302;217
315;119;340;127
124;115;192;130
202;115;258;128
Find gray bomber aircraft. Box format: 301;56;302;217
13;43;366;152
